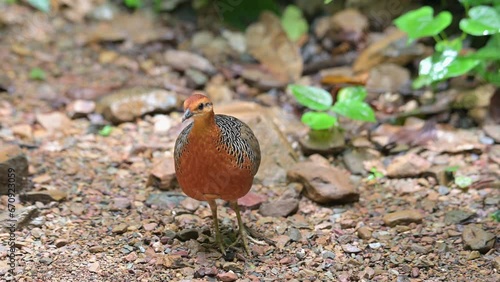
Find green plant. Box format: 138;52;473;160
367;167;384;180
124;0;142;9
455;175;473;188
281;5;308;41
289;85;376;130
98;125;113;137
491;210;500;222
27;0;50;12
394;1;500;88
29;67;46;81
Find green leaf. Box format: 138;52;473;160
28;0;50;12
413;51;480;88
445;165;460;172
281;5;308;41
289;84;333;110
459;0;500;5
394;6;452;40
337;86;367;102
324;0;334;3
29;67;46;81
460;6;500;35
99;125;113;137
332;100;376;122
491;210;500;222
301;112;338;130
455;175;473;188
124;0;142;8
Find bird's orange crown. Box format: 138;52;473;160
182;92;214;121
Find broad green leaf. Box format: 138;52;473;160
29;67;46;81
281;5;308;41
289;84;332;110
332;100;376;122
413;51;480;88
464;46;500;60
337;86;367;102
435;38;463;52
324;0;334;3
124;0;142;8
28;0;50;12
491;210;500;222
460;6;500;35
455;175;473;188
394;6;452;40
445;165;460;172
301;112;338;130
459;0;500;6
99;125;113;136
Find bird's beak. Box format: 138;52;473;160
182;109;193;122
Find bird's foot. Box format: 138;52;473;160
228;224;275;255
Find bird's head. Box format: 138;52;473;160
182;92;214;122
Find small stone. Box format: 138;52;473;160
383;210;423;227
222;262;244;273
179;197;201;212
164;50;215;74
238;192;266;210
36;111;72;132
287;158;359;204
322;251;335;259
357;226;372;239
410;243;430;254
143;222;157;231
112;223;129;234
437;185;450;195
89;245;104;253
11;124;33;139
369;242;381;249
21;189;67;203
386;153;431;178
147;157;177;190
411;267;420;278
109;197;131;211
177;228;199;241
31;227;44;239
55;239;69;248
342;244;362;253
467;250;481;260
217;271;238;282
39;257;53;265
462;224;496;254
66;100;96;119
153;114;172;134
88;262;100;273
0;144;29;195
444;210;475;225
259;198;299;217
287;228;302;242
145;192;186;209
124;252;138;262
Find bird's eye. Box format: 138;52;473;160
198;103;204;110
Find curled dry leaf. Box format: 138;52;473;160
245;12;303;84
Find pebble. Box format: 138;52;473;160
109;197;131;211
147;158;177;191
462;224;495;254
437;185;450;195
342;244;362;253
259;198;299;217
112;223;129;234
369;242;381;249
31;228;44;239
55;239;69;248
89;245;104;253
287;228;302;242
383;209;423;227
238;192;267;210
357;226;372;239
386;153;431;177
21;189;67;203
66;100;96;119
176;228;199;241
179;197;200;212
0;144;29;195
36;111;72;132
444;210;475;225
217;271;238;282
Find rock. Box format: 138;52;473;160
177;228;199;241
179;197;201;212
357;226;372;239
287;157;359;204
0;144;29;195
66;100;96;119
217;271;238;282
467;250;481;260
342;244;362;253
366;63;410;93
164;50;215;74
299;128;346;156
185;69;208;87
96;87;180;124
36;112;72;132
444;210;475;225
287;228;302;242
112;223;128;234
88;262;100;273
383;210;423;227
21;189;67;203
89;245;104;253
11;124;33;140
330;9;368;43
343;148;377;175
238;192;267;210
386;153;431;178
483;125;500;143
217;101;297;185
143;222;157;231
145;192;186;209
147;157;177;190
462;224;496;254
205;74;233;104
55;239;69;248
410;244;430;254
0;206;38;231
259;198;299;217
109;197;131;211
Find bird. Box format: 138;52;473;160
174;92;261;255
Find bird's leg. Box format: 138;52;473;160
230;201;250;255
207;199;225;255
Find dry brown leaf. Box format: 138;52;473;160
245;12;303;84
353;29;427;74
